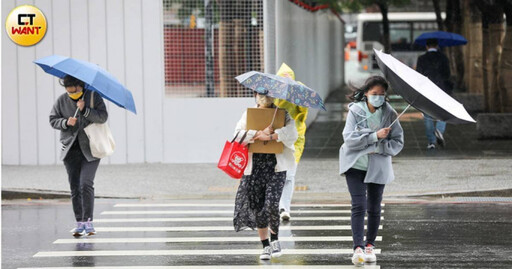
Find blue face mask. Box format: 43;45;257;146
368;95;385;108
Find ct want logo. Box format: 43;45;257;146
5;5;47;46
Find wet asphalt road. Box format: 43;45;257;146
2;198;512;269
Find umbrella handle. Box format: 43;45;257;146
72;90;87;118
388;104;411;128
270;107;278;128
73;107;80;118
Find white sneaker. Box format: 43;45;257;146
365;244;377;263
280;210;290;221
260;246;272;260
435;129;445;147
351;247;365;266
270;240;282;258
427;143;436;150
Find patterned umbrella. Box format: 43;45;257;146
235;71;326;111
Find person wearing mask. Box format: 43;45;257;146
49;75;108;237
233;92;298;260
339;76;404;265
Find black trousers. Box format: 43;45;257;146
63;142;100;222
345;168;385;249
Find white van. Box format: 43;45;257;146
356;12;444;72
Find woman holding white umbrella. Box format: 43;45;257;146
339;76;404;266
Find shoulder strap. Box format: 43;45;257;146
89;90;95;109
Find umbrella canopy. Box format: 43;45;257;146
34;55;137;114
373;49;475;124
414;31;467;47
235;71;326;111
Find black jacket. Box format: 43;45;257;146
416;50;452;94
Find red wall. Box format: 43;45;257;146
164;28;220;84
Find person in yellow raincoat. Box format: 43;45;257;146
274;63;308;221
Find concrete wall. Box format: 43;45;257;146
275;1;344;125
2;0;344;165
163;98;254;163
2;0;164;165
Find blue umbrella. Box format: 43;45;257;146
235;71;326;111
414;31;467;47
34;55;137;114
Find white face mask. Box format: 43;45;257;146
368;95;385;108
256;94;274;107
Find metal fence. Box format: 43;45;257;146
163;0;264;97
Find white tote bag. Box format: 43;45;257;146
84;92;115;158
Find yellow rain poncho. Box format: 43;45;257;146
274;63;308;163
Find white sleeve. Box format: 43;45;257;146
274;117;298;149
234;111;257;144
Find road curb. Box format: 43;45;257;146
3;188;512;200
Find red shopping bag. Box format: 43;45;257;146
218;131;249;179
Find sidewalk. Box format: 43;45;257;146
2;89;512;200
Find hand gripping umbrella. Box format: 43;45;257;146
373;49;475;125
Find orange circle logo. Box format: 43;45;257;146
5;5;47;46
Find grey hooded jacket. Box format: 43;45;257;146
49;90;108;162
339;101;404;184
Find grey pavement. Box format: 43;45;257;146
3;198;512;268
2;87;512;200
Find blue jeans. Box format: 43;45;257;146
345;168;385;250
423;114;446;144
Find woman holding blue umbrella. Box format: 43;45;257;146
49;75;108;237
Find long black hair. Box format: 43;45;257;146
347;76;389;102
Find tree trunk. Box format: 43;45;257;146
477;1;505;112
489;22;505;112
445;0;465;91
433;0;444;31
378;2;391;53
205;0;215;97
464;1;483;94
234;18;245;96
482;15;491;111
218;0;236;97
499;0;512;112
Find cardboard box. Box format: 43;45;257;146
247;107;285;154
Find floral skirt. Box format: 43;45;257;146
233;153;286;233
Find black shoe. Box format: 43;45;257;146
434;129;445;148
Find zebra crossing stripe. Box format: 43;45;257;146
33;248;382;257
113;203;385;208
102;210;354;215
20;265;380;269
93;215;383;223
68;225;383;233
53;236;382;244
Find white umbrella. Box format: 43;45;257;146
374;49;476;125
